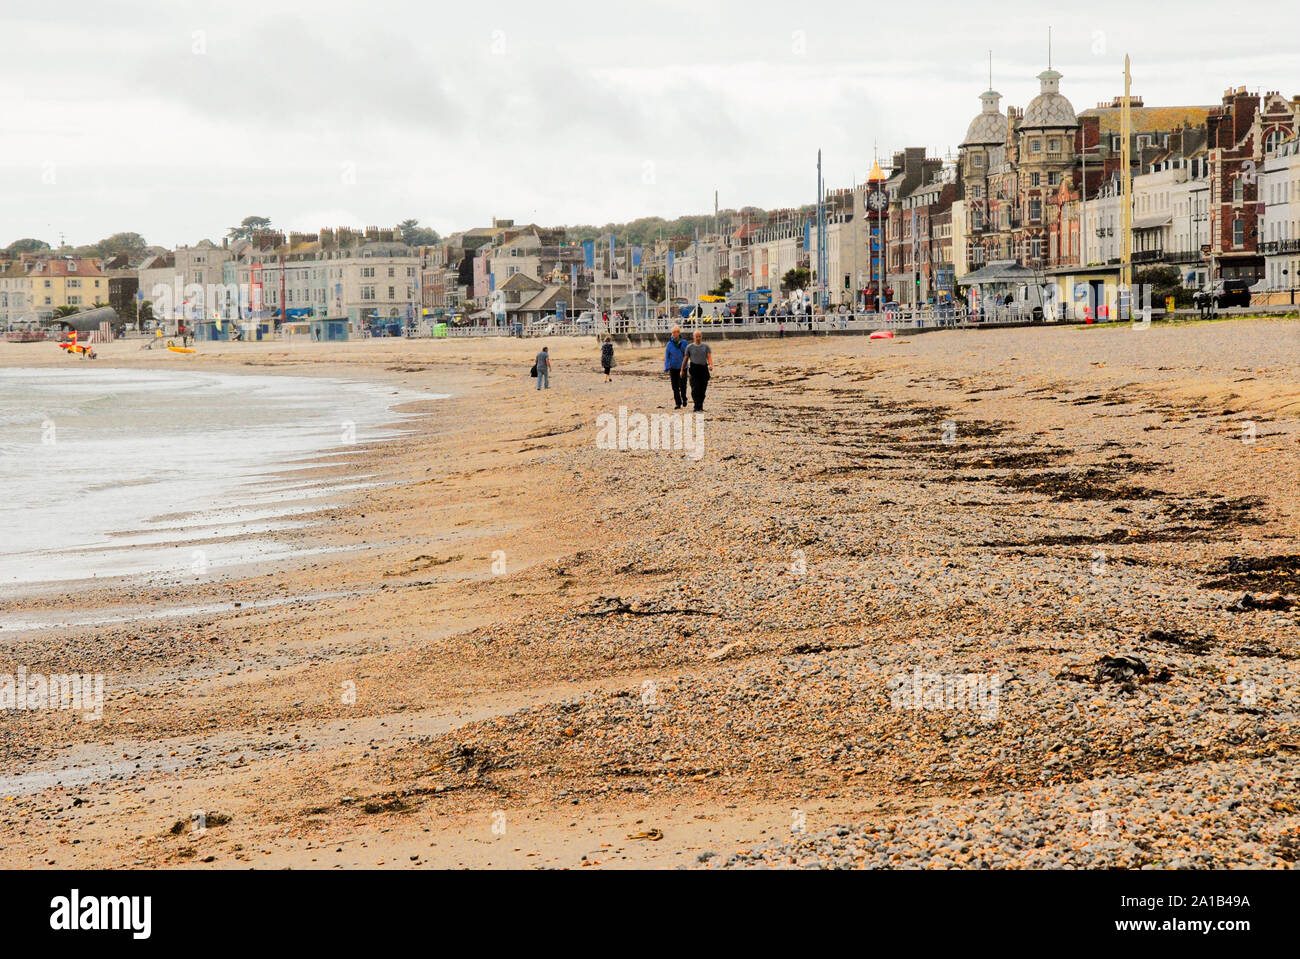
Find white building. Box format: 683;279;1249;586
1261;138;1300;294
1132;163;1182;266
746;221;802;294
487;232;543;286
0;261;31;325
1086;175;1124;267
1169;156;1212;288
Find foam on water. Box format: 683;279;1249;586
0;367;441;588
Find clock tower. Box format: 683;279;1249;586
865;158;889;311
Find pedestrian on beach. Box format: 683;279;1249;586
600;335;614;382
680;330;713;413
535;345;551;390
664;325;689;408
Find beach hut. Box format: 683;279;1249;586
309;317;350;342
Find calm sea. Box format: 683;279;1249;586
0;367;437;589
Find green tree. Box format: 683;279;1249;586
52;305;80;318
781;267;811;293
92;232;148;258
646;273;666;302
226;216;273;242
398;218;441;246
4;238;50;255
1135;266;1192;309
709;277;733;297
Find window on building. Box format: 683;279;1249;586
388;287;395;299
68;296;81;305
1049;172;1061;186
1030;140;1042;153
1030;172;1041;187
361;286;375;300
1030;199;1042;222
1111;135;1122;151
1233;178;1244;203
1048;138;1060;152
1264;129;1286;154
388;267;395;277
1233;217;1244;247
971;153;984;168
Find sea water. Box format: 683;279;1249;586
0;367;438;589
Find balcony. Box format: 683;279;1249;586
1260;239;1300;255
1166;251;1203;265
1132;249;1166;265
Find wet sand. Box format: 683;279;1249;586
1;318;1298;869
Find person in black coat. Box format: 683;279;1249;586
600;335;614;382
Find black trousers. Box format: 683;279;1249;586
669;369;688;407
688;365;709;411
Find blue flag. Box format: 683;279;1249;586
582;240;595;269
609;235;617;278
632;246;642;269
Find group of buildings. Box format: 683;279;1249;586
798;72;1300;311
4;63;1300;332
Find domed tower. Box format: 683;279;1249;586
1017;68;1078;264
960;86;1006;270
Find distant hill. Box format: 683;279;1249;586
564;205;820;250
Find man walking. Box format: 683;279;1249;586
664;325;689;409
680;330;713;413
535;345;551;390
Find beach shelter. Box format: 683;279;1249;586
309;317;350;342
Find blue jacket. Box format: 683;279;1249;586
664;336;688;371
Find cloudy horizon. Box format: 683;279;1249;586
2;0;1297;249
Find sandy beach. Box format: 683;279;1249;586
2;318;1299;869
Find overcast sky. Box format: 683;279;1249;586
2;0;1298;249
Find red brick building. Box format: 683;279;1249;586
1207;87;1300;281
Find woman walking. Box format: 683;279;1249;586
600;335;614;382
680;330;713;413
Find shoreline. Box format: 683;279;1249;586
1;320;1298;869
0;351;444;606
